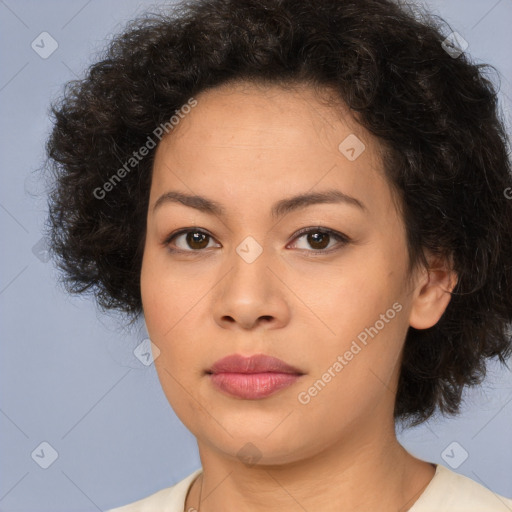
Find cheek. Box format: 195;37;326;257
141;249;181;376
140;248;205;373
142;276;202;423
304;252;405;338
140;245;194;340
295;306;407;437
296;247;409;391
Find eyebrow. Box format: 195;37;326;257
152;188;367;219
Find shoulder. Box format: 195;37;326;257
106;468;202;512
411;463;512;512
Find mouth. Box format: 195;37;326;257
206;353;305;400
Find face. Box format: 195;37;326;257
140;81;439;465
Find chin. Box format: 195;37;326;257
197;421;313;464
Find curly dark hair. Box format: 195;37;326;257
44;0;512;426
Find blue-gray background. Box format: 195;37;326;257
1;1;511;510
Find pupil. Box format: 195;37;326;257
308;232;329;250
187;232;208;249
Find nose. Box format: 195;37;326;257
212;244;291;331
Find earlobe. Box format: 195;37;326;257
409;254;458;330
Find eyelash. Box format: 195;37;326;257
163;226;351;256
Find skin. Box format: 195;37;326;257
140;81;458;512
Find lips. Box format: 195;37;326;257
207;354;304;400
208;353;303;375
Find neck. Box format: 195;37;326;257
186;419;435;512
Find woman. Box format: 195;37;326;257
44;0;512;510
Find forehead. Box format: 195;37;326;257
157;80;365;150
149;81;393;221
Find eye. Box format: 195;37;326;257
164;228;219;252
288;227;350;253
164;226;350;254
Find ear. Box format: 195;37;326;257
409;251;458;330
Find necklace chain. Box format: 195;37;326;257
196;473;203;512
197;475;203;512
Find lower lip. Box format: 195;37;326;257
209;372;302;399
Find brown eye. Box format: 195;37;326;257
305;231;330;250
185;231;210;250
165;227;350;255
165;229;218;252
290;228;350;253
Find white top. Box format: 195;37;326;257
107;463;512;511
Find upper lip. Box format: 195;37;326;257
208;354;304;375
